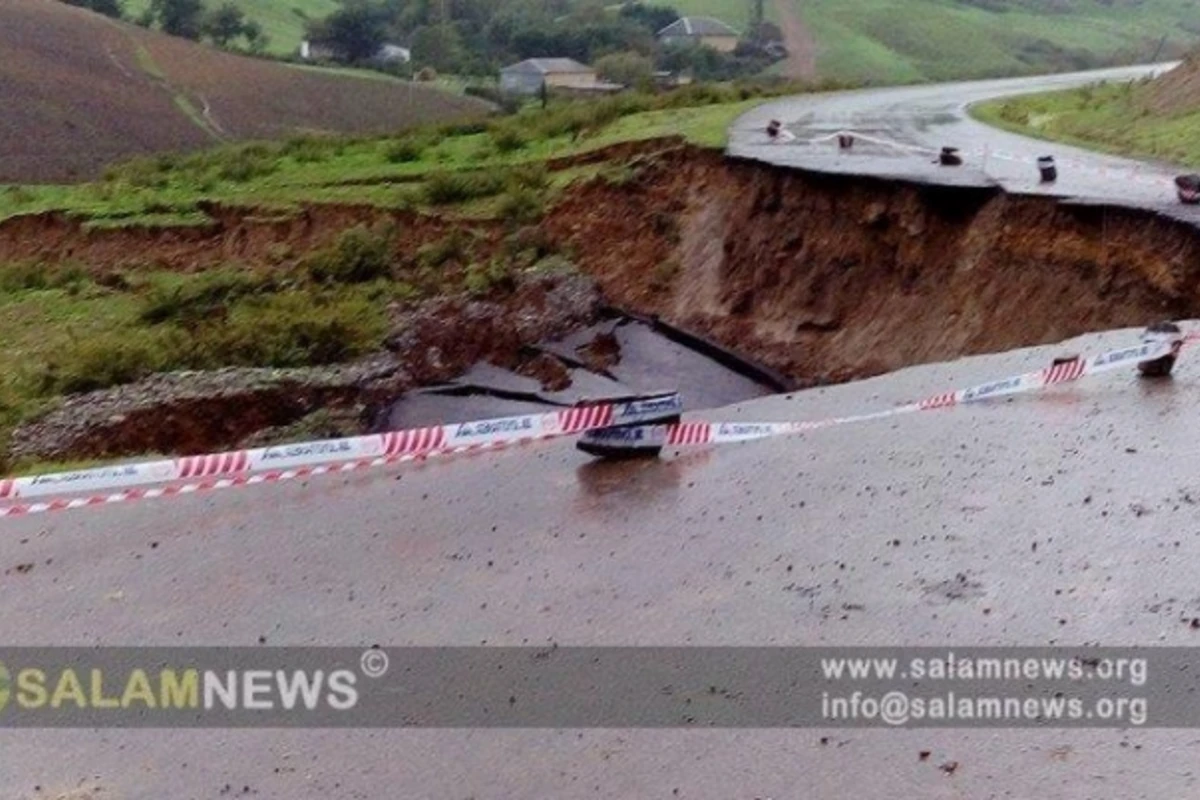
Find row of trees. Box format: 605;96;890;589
306;0;782;80
58;0;268;51
59;0;782;81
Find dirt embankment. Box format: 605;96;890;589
4;140;1200;459
544;146;1199;384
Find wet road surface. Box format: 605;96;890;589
728;63;1200;224
5;326;1200;797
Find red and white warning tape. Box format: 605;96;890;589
0;334;1185;519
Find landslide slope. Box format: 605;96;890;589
0;0;488;183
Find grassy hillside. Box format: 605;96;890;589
972;61;1200;166
112;0;1200;82
0;86;768;227
798;0;1199;83
0;0;487;182
122;0;339;55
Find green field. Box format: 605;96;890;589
798;0;1197;84
121;0;1200;81
0;90;764;226
657;0;777;32
123;0;338;54
972;78;1200;166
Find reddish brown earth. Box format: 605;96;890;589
0;0;487;183
3;138;1199;398
545;146;1199;384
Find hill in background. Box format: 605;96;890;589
1141;51;1200;113
112;0;1200;83
971;56;1200;167
798;0;1200;83
0;0;488;183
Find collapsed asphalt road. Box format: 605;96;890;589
728;63;1199;215
382;316;778;432
4;326;1200;797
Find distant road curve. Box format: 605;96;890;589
729;63;1195;214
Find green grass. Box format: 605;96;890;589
663;0;777;31
971;77;1200;166
123;0;339;55
0;86;781;227
795;0;1199;84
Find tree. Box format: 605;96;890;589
618;2;678;34
411;23;466;71
150;0;205;39
243;20;269;53
60;0;124;18
201;2;247;46
307;0;390;62
594;50;653;87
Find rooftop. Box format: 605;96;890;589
501;58;594;75
657;16;740;38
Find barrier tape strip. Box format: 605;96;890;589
0;334;1185;520
0;401;624;503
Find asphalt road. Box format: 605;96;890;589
8;71;1200;798
6;327;1200;797
728;63;1200;220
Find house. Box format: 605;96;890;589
499;58;598;95
374;44;412;64
656;16;741;52
299;40;410;63
299;39;336;61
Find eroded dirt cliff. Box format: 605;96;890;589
545;145;1198;384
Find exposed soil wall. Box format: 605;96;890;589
544;146;1200;384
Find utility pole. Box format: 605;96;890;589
1150;33;1168;63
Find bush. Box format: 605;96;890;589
199;290;384;368
594;51;654;88
435;119;490;138
139;268;276;325
384;137;426;163
497;187;545;225
0;261;89;293
489;123;528;153
417;229;472;268
282;136;333;164
102;156;171;188
423;170;507;204
303;225;395;284
216;145;279;183
464;259;514;296
505;163;549;191
40;328;184;395
44;287;386;393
